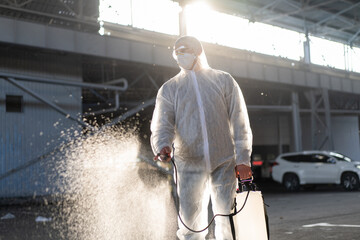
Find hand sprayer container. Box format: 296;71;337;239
231;180;268;240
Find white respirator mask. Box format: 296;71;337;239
177;53;197;70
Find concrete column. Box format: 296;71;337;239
78;0;84;18
309;91;317;149
323;89;334;150
278;116;283;154
303;30;311;64
292;92;302;151
179;2;187;36
344;45;350;71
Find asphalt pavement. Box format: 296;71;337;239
261;180;360;240
0;179;359;240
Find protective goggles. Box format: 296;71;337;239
172;46;194;59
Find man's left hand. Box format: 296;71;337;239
235;164;252;180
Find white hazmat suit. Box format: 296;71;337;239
151;36;252;240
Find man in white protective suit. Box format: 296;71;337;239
150;36;253;240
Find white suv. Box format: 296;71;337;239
272;151;360;191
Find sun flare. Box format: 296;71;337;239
98;0;360;72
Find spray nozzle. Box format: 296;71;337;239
155;153;171;162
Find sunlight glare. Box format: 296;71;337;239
98;0;359;73
310;36;346;70
99;0;132;25
132;0;181;35
349;46;360;73
185;2;304;61
98;0;180;35
185;2;215;41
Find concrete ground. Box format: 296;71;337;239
0;203;60;240
262;182;360;240
0;179;359;240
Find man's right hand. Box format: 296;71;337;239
154;146;172;162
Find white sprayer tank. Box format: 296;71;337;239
232;190;268;240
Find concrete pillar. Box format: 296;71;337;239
344;45;350;71
178;1;187;36
278;116;283;154
78;0;84;18
303;30;311;64
292;92;302;151
323;89;334;150
309;91;317;149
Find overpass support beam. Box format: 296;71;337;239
307;89;334;150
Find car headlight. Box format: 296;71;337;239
356;165;360;170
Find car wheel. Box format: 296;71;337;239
283;173;300;192
341;173;360;191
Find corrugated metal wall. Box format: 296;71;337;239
0;47;82;198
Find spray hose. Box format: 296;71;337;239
156;145;251;234
171;157;251;233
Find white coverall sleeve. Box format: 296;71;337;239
150;85;175;155
225;75;253;167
